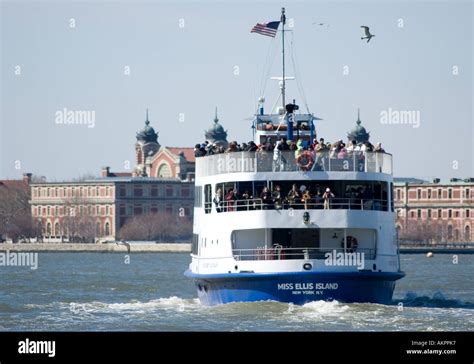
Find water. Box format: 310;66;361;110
0;253;472;331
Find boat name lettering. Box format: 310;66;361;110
277;283;338;290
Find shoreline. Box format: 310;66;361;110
0;242;191;253
1;243;473;254
400;247;474;254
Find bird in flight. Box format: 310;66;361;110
312;22;329;28
360;26;375;43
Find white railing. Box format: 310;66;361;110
232;247;377;261
196;151;392;177
205;197;389;213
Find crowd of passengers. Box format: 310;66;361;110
195;137;385;158
212;183;385;213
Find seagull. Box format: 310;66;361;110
312;22;329;28
360;26;375;43
116;239;131;253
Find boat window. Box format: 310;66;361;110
231;228;377;261
211;180;390;212
390;182;394;212
192;234;199;255
204;184;212;214
194;186;202;208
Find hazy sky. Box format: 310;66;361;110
1;0;472;180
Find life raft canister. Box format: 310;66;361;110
296;151;314;171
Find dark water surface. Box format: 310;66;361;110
0;253;472;331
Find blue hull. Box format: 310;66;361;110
185;270;405;306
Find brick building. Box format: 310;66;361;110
133;110;195;179
394;178;473;242
30;178;193;241
30;112;195;242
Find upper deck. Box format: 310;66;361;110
196;151;392;178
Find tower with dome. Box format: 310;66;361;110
204;108;229;148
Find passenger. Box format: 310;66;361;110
301;187;312;210
374;142;385;153
322;188;335;210
260;187;273;210
337;143;348;159
279;137;290;151
295;139;304;158
287;184;300;207
272;185;283;209
213;188;224;213
247;141;257;152
225;188;237;212
241;190;252;210
226;141;238;153
273;140;282;171
194;144;206;158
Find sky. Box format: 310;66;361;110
1;0;472;180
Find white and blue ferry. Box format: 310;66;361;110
185;8;404;305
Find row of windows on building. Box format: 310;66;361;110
118;185;191;198
400;208;471;219
33;205;113;217
118;204;191;217
41;220;112;237
33;204;192;218
33;186;113;199
395;187;471;201
32;185;192;199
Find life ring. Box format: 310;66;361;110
343;236;358;252
296;151;314;171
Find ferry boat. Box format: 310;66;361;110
185;8;405;305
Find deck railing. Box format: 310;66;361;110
196;151;392;177
232;247;376;261
205;197;388;213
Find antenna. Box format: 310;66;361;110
281;7;286;109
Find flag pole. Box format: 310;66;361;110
281;7;286;110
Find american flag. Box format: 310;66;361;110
250;21;280;37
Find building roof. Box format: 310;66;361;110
30;177;193;186
394;177;474;186
0;180;29;190
166;147;196;163
108;172;133;177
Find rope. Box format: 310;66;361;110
290;32;311;114
258;35;279;99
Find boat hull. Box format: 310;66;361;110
185;270;405;306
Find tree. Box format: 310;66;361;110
0;183;37;242
119;212;192;241
61;197;98;243
398;218;452;244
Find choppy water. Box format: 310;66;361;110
0;253;472;331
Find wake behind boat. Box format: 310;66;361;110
185;8;404;306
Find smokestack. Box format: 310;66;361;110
23;173;32;184
101;166;110;177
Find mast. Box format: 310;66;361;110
281;7;286;110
